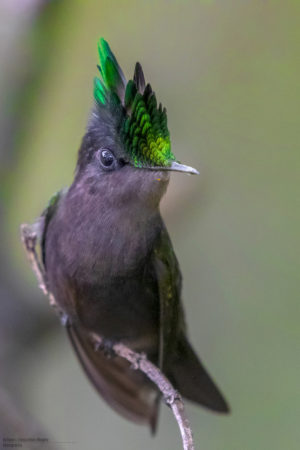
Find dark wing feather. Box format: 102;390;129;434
67;324;159;432
133;62;146;93
153;223;230;413
40;190;65;266
152;223;183;370
169;334;230;413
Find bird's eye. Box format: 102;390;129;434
99;149;115;168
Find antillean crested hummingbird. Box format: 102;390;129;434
40;38;229;432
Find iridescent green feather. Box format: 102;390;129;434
122;86;174;167
94;38;174;168
94;38;125;105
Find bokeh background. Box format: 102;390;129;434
0;1;299;449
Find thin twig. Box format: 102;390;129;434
91;333;194;450
20;223;68;322
20;222;195;450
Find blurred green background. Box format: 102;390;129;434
0;1;299;449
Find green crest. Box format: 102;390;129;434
94;38;175;168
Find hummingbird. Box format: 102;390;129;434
40;38;229;432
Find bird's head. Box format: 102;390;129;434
75;38;198;207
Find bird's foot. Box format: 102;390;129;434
94;338;116;359
165;390;181;407
59;311;70;327
49;294;70;327
130;352;147;370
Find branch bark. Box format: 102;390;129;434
20;223;195;450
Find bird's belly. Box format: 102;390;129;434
45;203;162;356
70;273;160;355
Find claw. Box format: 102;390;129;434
59;312;70;327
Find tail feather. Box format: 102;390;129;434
67;325;160;432
169;335;230;413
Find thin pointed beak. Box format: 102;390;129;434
168;161;199;175
138;161;199;175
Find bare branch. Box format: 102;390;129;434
20;223;196;450
20;223;68;321
91;333;195;450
